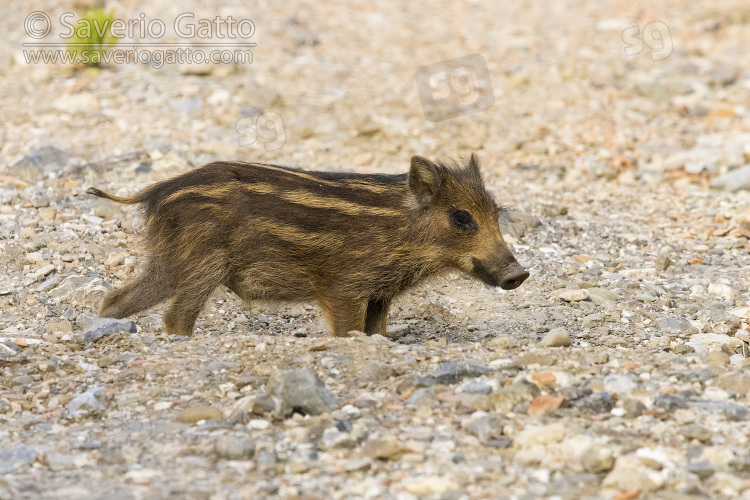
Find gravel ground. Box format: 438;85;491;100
2;1;750;499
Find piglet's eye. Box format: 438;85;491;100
450;209;476;231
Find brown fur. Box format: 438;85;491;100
88;154;529;337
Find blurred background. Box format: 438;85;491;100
2;0;750;199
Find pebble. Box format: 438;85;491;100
681;424;713;443
66;386;106;419
359;361;395;382
266;367;337;417
659;317;699;336
0;446;41;474
558;289;589;302
360;436;411;461
538;328;572;347
49;276;108;307
428;362;492;384
175;405;223;424
514;423;565;449
582;446;615;473
655;393;688;412
603;455;665;492
710;164;750;192
462;412;511;447
214;435;255;460
575;392;616;414
84;318;137;345
403;477;458;496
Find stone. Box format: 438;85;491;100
66;386;106;418
527;395;564;416
575;392;616;414
84;318;137;345
687;334;742;353
487;380;540;412
215;435;255;460
0;446;41;474
655;254;674;272
707;283;739;301
715;372;750;396
587;288;619;303
176;405;223;424
654;393;688;412
360;436;410;461
681;424;713;443
559;289;589;302
320;427;354;450
538;328;572;347
685;460;715;480
623;398;646;418
462;412;511;447
385;324;410;340
582;446;615;473
344;458;371;472
359;361;395;382
9;146;69;182
706;350;730;366
45;319;72;334
427;362;492;385
514;423;565;449
603;375;636;397
266;367;337;417
403;477;458;496
659;317;698;335
459;381;493;395
49;276;108;307
711;164;750;192
603;455;665;492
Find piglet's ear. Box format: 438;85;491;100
409;156;443;207
467;153;481;177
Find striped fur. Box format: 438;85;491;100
88;154;529;337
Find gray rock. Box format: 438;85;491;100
359;361;395;382
266;367;336;417
654;393;688;412
0;446;41;474
658;317;698;336
680;424;713;443
687;400;748;421
9;146;69;182
35;276;60;293
711;164;750;192
66;386;106;418
576;392;616;414
215;435;255;460
462;413;511;447
623;398;646;418
84;318;137;345
459;381;493;395
685;460;715;479
385;324;410;340
320;427;354;450
428;362;492;385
